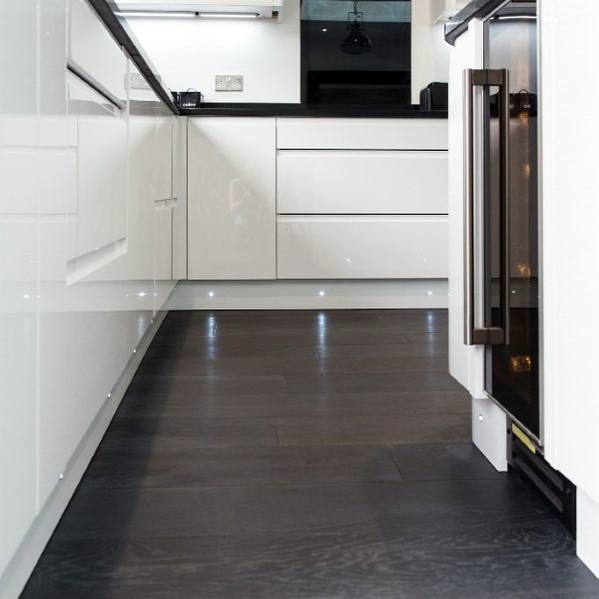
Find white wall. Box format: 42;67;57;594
411;0;451;104
0;1;181;595
126;0;301;103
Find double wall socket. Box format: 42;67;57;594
215;75;244;92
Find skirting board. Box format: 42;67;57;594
0;311;168;599
168;279;449;310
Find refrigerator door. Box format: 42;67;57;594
483;8;540;439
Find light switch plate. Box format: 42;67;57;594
215;75;244;92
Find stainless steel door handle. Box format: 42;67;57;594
463;68;510;346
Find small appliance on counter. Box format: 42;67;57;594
419;82;448;111
172;90;204;109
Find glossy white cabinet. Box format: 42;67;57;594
277;118;448;150
539;0;599;577
277;216;448;279
0;0;40;580
154;116;174;202
172;118;188;280
188;118;276;280
68;0;127;102
0;1;179;593
277;150;448;214
67;71;127;260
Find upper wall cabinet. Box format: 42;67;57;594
69;0;127;102
188;118;276;280
277;118;448;150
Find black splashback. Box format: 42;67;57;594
301;1;412;106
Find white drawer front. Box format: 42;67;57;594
277;216;448;279
277;150;448;215
277;118;448;150
69;0;127;102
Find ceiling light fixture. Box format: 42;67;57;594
197;12;260;19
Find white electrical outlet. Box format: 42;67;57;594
215;75;244;92
127;72;151;90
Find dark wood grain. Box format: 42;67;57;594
115;390;469;419
21;309;599;598
80;445;403;490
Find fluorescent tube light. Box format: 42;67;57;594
496;14;536;20
197;12;260;18
115;10;197;18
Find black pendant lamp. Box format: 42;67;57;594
341;1;372;54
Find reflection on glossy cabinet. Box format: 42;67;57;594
187;118;276;280
68;0;127;101
67;71;127;260
154;116;174;202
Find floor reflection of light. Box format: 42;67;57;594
316;313;328;373
207;314;218;360
137;314;147;339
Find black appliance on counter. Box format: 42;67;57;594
419;82;448;111
172;90;203;109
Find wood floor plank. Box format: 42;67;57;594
116;390;470;420
80;445;403;490
276;413;471;446
101;416;278;450
50;478;565;541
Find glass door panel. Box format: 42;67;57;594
484;8;540;438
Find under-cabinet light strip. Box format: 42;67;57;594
115;11;196;18
116;10;260;19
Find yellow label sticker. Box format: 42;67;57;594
512;423;536;454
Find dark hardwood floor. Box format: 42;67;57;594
22;310;599;598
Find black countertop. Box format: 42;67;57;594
182;103;448;118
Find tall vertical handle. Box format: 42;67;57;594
463;68;510;346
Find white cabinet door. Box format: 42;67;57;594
172;117;188;280
154;116;173;202
67;71;127;260
277;215;448;279
278;150;448;214
447;21;485;396
540;0;599;511
69;0;127;102
154;200;174;312
188;118;276;280
277;118;448;150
